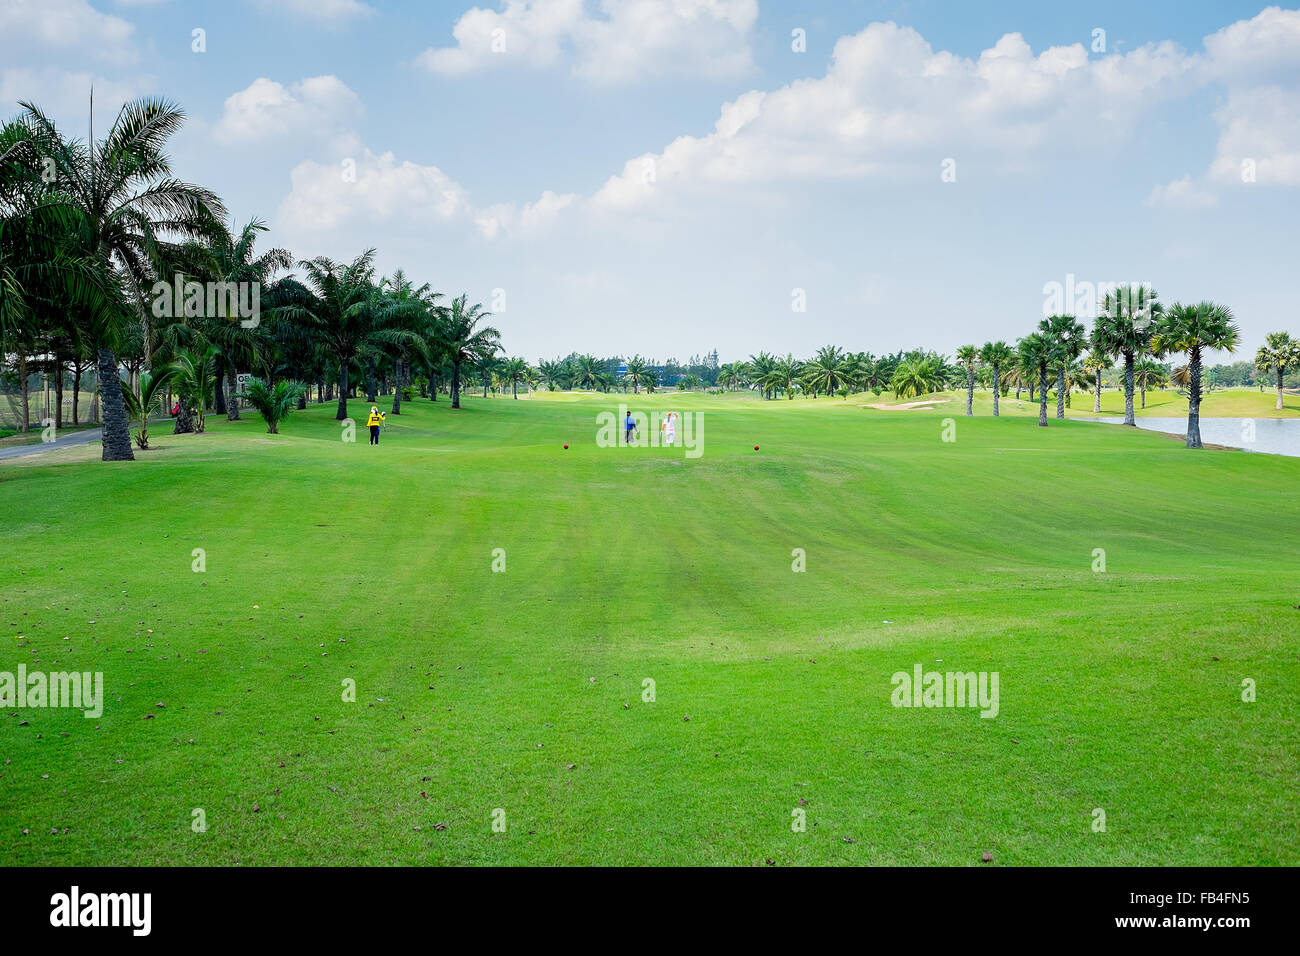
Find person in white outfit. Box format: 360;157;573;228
661;411;678;446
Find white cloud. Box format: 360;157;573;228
213;76;363;144
275;8;1300;249
1142;8;1300;200
0;0;137;66
475;190;576;239
1202;5;1300;81
276;142;578;245
587;21;1198;212
1206;86;1300;187
277;148;472;234
1144;174;1219;209
414;0;757;83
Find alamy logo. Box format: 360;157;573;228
50;886;151;936
1042;275;1155;323
890;664;999;718
0;666;103;718
596;404;704;458
150;273;261;328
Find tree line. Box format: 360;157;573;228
3;97;1294;456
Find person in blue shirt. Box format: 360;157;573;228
625;411;636;444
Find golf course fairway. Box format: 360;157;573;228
1;392;1296;865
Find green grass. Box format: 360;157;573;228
1;391;1296;865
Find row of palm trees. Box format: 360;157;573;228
951;289;1269;449
4;96;1292;457
1;95;507;460
713;348;955;400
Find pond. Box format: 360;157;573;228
1079;417;1300;457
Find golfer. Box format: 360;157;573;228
625;410;636;444
661;411;678;446
367;406;386;445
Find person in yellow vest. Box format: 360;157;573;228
366;406;386;445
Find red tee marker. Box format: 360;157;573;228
754;445;760;451
563;444;569;449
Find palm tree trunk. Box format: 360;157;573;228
213;356;227;415
1122;351;1136;426
1278;369;1285;410
72;370;81;425
1056;368;1066;419
431;371;439;402
451;361;462;409
391;360;403;415
1038;366;1048;426
97;348;134;461
1186;345;1203;448
966;368;974;416
366;357;377;403
1140;381;1146;408
991;366;1000;417
18;353;29;432
336;359;349;420
54;362;64;430
1094;372;1102;413
226;367;240;420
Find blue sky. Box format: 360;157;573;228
3;0;1297;363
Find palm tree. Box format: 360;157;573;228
890;359;924;399
1002;362;1025;401
803;345;852;399
1152;302;1239;448
438;294;499;409
171;345;215;433
0;195;118;435
1094;285;1160;427
890;352;945;399
624;354;649;394
979;341;1012;416
174;216;292;421
120;364;178;449
498;356;531;398
1039;314;1085;420
956;344;978;415
279;249;381;421
242;377;304;434
1018;333;1052;426
718;361;749;392
573;353;607;391
537;358;565;391
748;351;776;399
764;354;802;399
20;95;224;460
1255;332;1298;411
368;269;434;413
1083;347;1108;413
1133;359;1169;408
